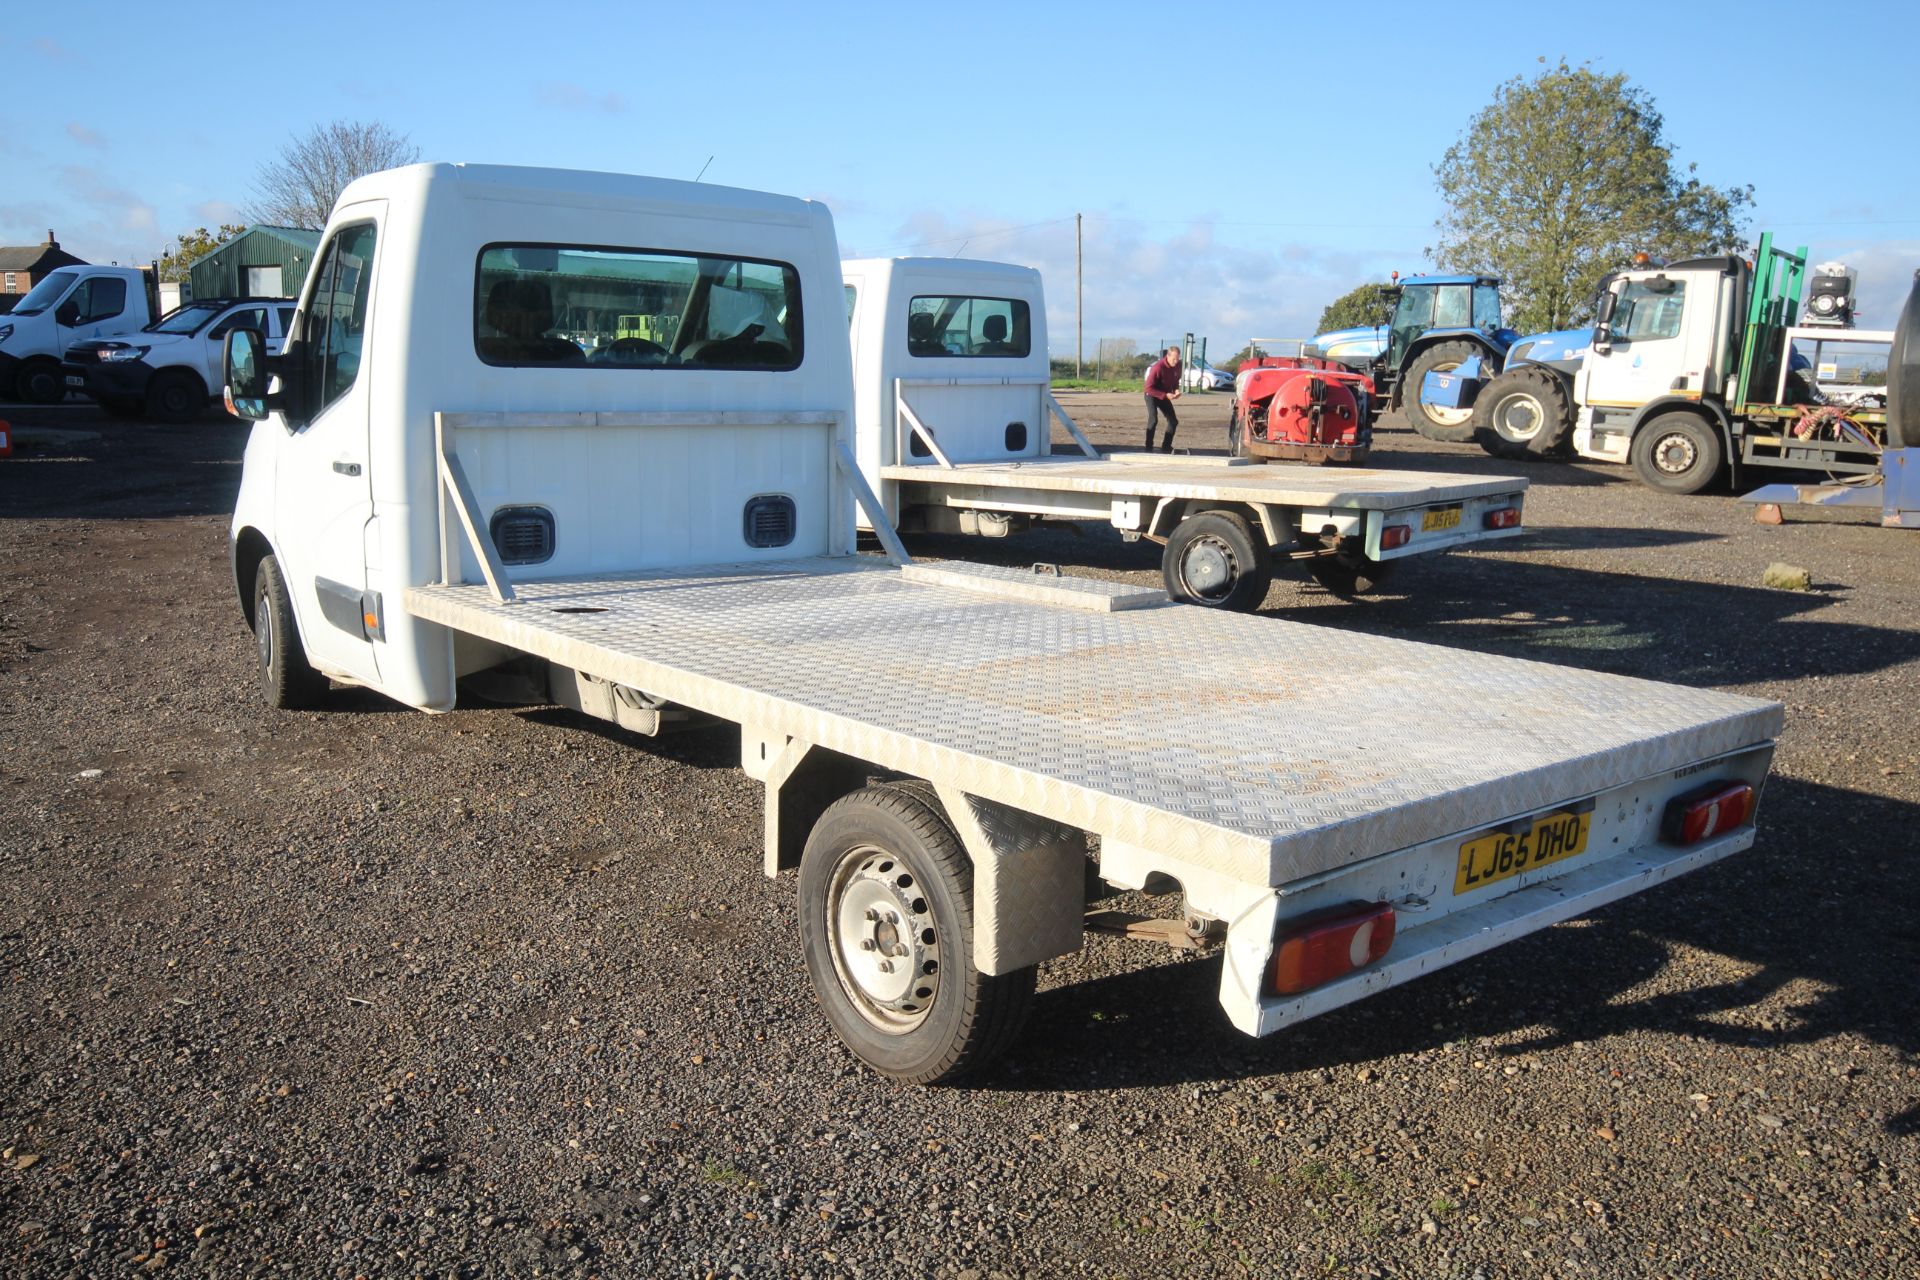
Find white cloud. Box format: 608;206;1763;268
194;200;244;227
844;210;1405;356
65;122;106;149
1822;239;1920;330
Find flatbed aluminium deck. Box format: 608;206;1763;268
406;556;1780;887
878;452;1522;510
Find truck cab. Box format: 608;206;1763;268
0;264;159;403
842;256;1047;524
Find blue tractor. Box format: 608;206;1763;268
1309;273;1520;442
1459;326;1595;459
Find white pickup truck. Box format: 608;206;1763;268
221;163;1781;1083
842;257;1529;607
0;264;160;404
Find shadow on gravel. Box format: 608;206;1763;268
1264;558;1919;686
512;709;740;770
990;777;1920;1098
0;406;246;520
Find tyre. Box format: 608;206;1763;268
15;358;65;406
253;554;329;709
798;783;1035;1084
1161;510;1273;612
145;369;207;424
1226;405;1246;457
1402;341;1483;442
1630;412;1724;495
1472;366;1573;460
1310;553;1398;598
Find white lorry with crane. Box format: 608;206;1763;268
221;162;1781;1083
842;256;1529;607
1459;235;1900;495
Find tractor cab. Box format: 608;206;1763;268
1385;275;1505;371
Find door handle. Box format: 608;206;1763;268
332;460;362;476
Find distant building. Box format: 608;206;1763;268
0;230;88;312
186;225;322;300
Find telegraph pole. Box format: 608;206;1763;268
1075;213;1083;378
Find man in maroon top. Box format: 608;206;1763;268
1143;345;1183;451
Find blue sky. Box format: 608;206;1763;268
4;0;1915;348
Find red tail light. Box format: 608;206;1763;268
1381;525;1411;550
1271;902;1396;996
1662;781;1756;845
1483;507;1521;529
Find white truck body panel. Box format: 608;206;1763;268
232;163;1782;1059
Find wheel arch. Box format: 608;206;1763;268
232;525;275;631
1628;397;1736;483
1146;497;1272;544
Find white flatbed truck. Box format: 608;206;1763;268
223;163;1782;1083
841;257;1530;608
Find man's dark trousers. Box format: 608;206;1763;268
1144;394;1178;450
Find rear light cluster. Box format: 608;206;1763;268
1270;902;1396;996
1662;781;1756;845
1483;507;1522;529
1380;525;1412;550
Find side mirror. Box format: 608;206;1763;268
224;327;268;420
54;303;80;326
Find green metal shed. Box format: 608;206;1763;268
187;226;322;300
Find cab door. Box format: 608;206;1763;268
1578;276;1698;410
273;208;383;684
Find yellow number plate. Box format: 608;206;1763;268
1421;506;1462;532
1454;808;1593;895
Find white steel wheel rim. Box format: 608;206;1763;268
1653;431;1697;475
256;585;274;669
827;844;942;1033
1178;535;1238;601
1423;361;1473;427
1495;392;1544;441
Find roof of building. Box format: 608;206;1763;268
0;238;87;273
189;225;324;268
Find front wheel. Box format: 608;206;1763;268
253;553;329;709
1630;413;1724;495
1402;342;1483;443
146;370;207;424
799;784;1035;1084
1472;366;1573;460
15;358;65;406
1161;510;1273;612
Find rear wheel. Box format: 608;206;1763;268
1630;413;1724;495
15;357;65;405
1226;405;1246;457
146;369;207;424
1402;341;1482;443
253;554;329;709
799;783;1035;1084
1161;510;1273;612
1473;366;1573;460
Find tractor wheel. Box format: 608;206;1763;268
1630;413;1724;495
1226;405;1246;458
1162;510;1273;612
1402;342;1482;443
1473;366;1573;460
798;783;1035;1084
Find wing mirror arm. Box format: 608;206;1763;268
223;327;301;423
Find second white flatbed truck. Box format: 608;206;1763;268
842;257;1530;608
224;163;1781;1083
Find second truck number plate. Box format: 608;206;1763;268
1422;506;1462;532
1454;808;1592;895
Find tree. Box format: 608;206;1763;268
156;224;247;283
1316;282;1400;334
1430;60;1752;335
249;120;421;230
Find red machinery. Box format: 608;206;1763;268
1228;357;1374;464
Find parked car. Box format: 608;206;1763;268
1183;360;1234;391
62;297;294;422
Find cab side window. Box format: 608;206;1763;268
1432;284;1471;328
1615;281;1687;342
69;277;127;325
300;223;378;418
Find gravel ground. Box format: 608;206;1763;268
1;394;1916;1279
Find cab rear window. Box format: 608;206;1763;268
907;295;1030;358
474;244;802;370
